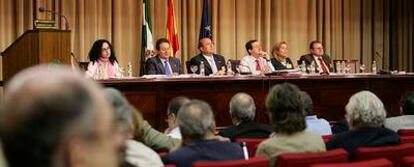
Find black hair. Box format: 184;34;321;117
168;96;190;116
245;39;258;55
309;40;322;50
88;39;118;65
401;92;414;115
156;38;170;51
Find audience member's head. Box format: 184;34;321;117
155;38;171;59
166;96;190;130
198;37;215;56
88;39;118;65
0;65;118;167
401;92;414;115
345;91;386;129
229;92;256;125
299;91;314;116
266;83;305;134
177;100;215;142
309;40;324;56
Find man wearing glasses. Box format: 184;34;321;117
299;40;333;74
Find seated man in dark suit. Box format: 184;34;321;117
189;37;226;76
219;92;272;141
145;38;183;75
162;100;244;167
299;40;333;73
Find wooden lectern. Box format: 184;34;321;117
1;29;71;82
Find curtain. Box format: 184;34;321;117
1;0;413;80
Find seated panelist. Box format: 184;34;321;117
299;40;333;73
189;37;226;76
270;41;294;70
85;39;122;79
239;40;275;75
145;38;183;75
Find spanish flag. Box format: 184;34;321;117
167;0;179;57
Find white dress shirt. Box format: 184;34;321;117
384;115;414;132
239;55;275;75
203;55;218;74
166;127;182;139
305;115;332;136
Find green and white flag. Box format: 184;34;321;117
140;0;153;76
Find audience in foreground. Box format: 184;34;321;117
256;83;326;167
162;100;244;167
326;91;400;156
219;92;272;141
300;91;332;136
0;65;119;167
385;92;414;132
104;88;163;167
164;96;190;139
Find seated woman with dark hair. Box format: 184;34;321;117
256;83;326;167
326;91;400;155
86;39;122;79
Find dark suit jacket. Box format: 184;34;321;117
326;127;400;157
270;57;294;70
299;54;334;72
145;55;183;75
218;121;273;141
189;54;226;76
162;140;244;167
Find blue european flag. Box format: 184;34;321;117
199;0;212;39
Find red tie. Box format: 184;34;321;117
255;59;261;71
318;57;329;73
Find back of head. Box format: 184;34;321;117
345;91;386;129
266;83;305;134
401;92;414;115
299;91;313;116
104;88;133;126
168;96;190;116
177;100;215;140
229;92;256;124
0;65;113;167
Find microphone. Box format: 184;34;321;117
38;7;70;30
237;64;252;75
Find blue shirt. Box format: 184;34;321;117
162;139;244;167
305;115;332;136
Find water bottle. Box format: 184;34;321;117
226;60;233;75
372;60;377;74
309;61;316;74
341;61;346;73
200;61;205;76
300;60;306;73
335;61;341;73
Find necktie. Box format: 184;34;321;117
255;59;261;71
164;61;172;75
318;57;329;73
208;57;218;74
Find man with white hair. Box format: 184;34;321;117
219;92;272;140
162;100;244;167
326;91;400;155
0;65;119;167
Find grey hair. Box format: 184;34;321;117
345;91;386;129
104;88;133;125
177;100;215;139
229;92;256;123
299;91;313;116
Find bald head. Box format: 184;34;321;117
229;92;256;124
1;65;117;167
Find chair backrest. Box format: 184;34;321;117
401;156;414;167
185;60;191;73
322;135;333;143
401;136;414;144
79;61;89;71
398;129;414;136
228;59;240;72
352;144;411;166
191;156;268;167
276;149;348;167
311;158;393;167
234;138;266;157
397;143;414;157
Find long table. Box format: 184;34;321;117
100;74;414;130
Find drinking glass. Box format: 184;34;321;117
360;64;366;73
190;65;198;75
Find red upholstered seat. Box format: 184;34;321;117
276;149;348;167
322;135;333;143
234;138;265;157
401;136;414;144
401;156;414;167
352;143;414;166
164;165;177;167
311;158;393;167
191;156;268;167
398;129;414;136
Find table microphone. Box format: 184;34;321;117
38;7;70;30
